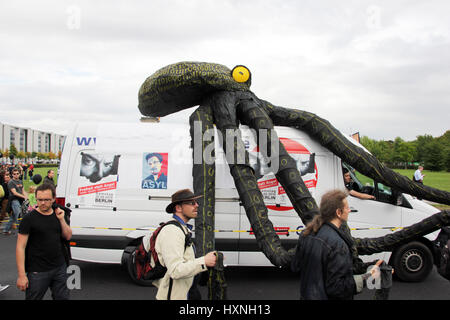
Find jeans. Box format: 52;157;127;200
26;264;70;300
3;199;20;233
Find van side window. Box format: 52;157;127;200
342;164;375;196
375;182;393;203
342;163;411;208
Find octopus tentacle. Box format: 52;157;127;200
208;91;293;267
138;61;450;288
236;95;319;225
354;210;450;255
189;105;216;256
263;102;450;205
189;105;228;300
256;99;450;267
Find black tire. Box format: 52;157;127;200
123;246;155;287
391;241;433;282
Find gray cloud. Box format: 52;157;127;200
0;0;449;141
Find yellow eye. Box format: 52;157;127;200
231;65;251;83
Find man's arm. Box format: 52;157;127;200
10;187;27;200
349;189;375;200
55;208;72;240
16;233;29;291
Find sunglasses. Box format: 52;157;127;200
182;200;198;206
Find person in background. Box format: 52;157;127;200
4;168;27;235
413;166;425;184
413;165;425;200
0;171;11;223
27;186;37;211
28;164;34;181
43;170;55;186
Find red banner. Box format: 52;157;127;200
78;181;117;196
257;178;278;190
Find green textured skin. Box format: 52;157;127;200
138;62;250;117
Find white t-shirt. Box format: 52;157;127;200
414;169;424;182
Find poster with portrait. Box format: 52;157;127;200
141;152;168;189
77;152;121;207
246;137;318;211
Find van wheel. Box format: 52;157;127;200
123;246;155;287
391;241;433;282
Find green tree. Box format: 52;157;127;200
9;143;18;157
423;140;444;171
443;145;450;172
380;140;394;164
17;151;26;160
415;134;434;163
391;137;414;168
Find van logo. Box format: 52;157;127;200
76;137;96;146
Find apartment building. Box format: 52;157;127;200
0;122;65;154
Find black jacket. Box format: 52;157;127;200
291;222;357;300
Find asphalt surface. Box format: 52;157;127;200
1;230;449;301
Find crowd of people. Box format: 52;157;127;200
0;163;43;234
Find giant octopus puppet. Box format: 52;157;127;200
137;62;450;299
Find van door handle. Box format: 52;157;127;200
350;207;358;213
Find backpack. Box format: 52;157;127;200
134;220;191;281
434;227;450;281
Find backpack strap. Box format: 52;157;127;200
167;278;174;300
150;219;191;300
161;220;192;248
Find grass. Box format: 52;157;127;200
393;169;450;210
354;169;449;192
392;169;450;193
23;166;58;192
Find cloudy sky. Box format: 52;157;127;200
1;0;449;141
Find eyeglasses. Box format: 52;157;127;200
36;199;53;203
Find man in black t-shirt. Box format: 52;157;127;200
16;183;72;300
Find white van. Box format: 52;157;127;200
56;121;441;283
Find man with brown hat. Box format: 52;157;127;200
153;188;217;300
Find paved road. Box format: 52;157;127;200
1;232;449;300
